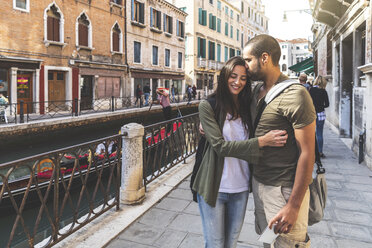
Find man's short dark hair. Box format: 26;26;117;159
245;34;281;66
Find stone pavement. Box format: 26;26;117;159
106;124;372;248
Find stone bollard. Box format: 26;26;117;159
120;123;145;205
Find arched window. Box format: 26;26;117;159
112;23;121;52
77;13;92;47
282;64;287;71
47;5;60;41
44;3;64;44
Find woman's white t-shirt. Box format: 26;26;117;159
218;114;250;193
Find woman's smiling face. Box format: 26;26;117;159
227;65;247;97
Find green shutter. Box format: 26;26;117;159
202;39;206;58
209;13;212;29
202;10;207;26
197;37;201;57
212;16;216;30
198;8;202;25
217;18;221;33
217;44;221;62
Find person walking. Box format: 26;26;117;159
171;84;176;102
243;34;316;248
299;73;311;91
187;85;192;104
309;75;329;158
193;56;288;248
143;83;151;106
192;84;197;99
135;84;143;107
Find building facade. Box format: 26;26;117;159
277;38;312;76
310;0;372;169
0;0;128;114
126;0;186;99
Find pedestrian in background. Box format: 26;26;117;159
192;84;197;99
187;85;192;104
171;84;176;102
299;73;311;91
135;84;143;107
310;75;329;158
143;83;151;106
194;56;288;248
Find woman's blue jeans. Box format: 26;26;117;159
197;191;249;248
316;118;325;153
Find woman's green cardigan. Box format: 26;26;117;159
192;100;261;207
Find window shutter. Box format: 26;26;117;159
47;16;53;40
198;8;202;25
53;17;60;42
163;14;166;32
181;22;184;37
113;32;119;52
209;13;212;29
79;23;88;46
176;20;179;36
150;7;153;27
202;39;206;58
197;37;200;58
169;17;173;33
131;0;134;20
139;3;144;24
212;16;216;30
202;10;207;25
157;11;161;29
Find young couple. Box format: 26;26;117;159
193;34;316;248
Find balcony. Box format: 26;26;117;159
208;60;216;70
197;57;207;68
217;62;224;70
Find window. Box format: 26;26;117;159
237;50;241;56
176;20;185;38
237;14;239;22
208;41;215;60
241;2;244;13
112;23;122;52
14;0;29;12
209;14;216;30
78;14;90;47
209;0;213;4
230;25;233;38
150;8;161;29
283;55;286;60
248;7;251;18
241;33;244;48
46;4;62;42
224;46;228;62
225;6;229;15
225;22;228;36
230;10;233;18
178;52;182;69
163;14;173;34
111;0;122;4
165;49;170;67
217;1;221;10
304;45;309;49
217;44;221;62
296;46;300;50
152;46;158;65
198;8;207;26
282;64;287;71
131;0;144;24
134;41;141;63
237;29;239;41
180;7;186;12
217;18;221;33
229;48;235;58
197;37;206;58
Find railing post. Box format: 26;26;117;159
74;98;78;116
198;91;201;100
120;123;145;205
19;100;24;123
111;96;115;112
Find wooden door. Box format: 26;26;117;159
48;71;66;111
17;73;33;114
80;76;93;110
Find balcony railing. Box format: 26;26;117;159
197;57;207;68
208;60;216;70
217;61;224;70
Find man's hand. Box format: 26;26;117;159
268;203;300;234
199;123;205;135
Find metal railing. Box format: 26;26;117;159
143;113;200;187
0;95;199;126
0;135;122;248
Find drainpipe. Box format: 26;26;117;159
124;0;129;97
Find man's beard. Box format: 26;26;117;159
249;62;265;81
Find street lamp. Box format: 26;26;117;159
283;9;312;22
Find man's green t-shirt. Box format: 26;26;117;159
252;75;316;187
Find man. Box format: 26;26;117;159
299;73;311;91
155;88;172;121
243;34;316;247
143;83;151;106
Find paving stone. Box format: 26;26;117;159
246;195;255;211
362;191;372;203
237;242;262;248
328;190;361;201
178;233;204;248
332;199;372;213
168;188;193;201
330;222;372;242
336;166;372;176
106;238;153;248
238;223;261;247
153;229;187;248
177;180;190;190
168;213;203;234
155;197;190;212
308;234;336;248
308;220;331;235
138;208;177;228
183;201;199;215
343;182;372;192
117;222;165;245
346;175;372;185
335;239;372;248
325;173;345;181
244;210;255;224
326;180;342;190
334;209;372;226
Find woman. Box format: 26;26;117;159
193;56;287;248
310;75;329;158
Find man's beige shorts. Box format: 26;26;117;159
252;177;310;248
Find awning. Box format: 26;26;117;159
288;57;313;74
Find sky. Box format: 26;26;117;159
261;0;313;41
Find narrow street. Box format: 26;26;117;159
107;124;372;248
